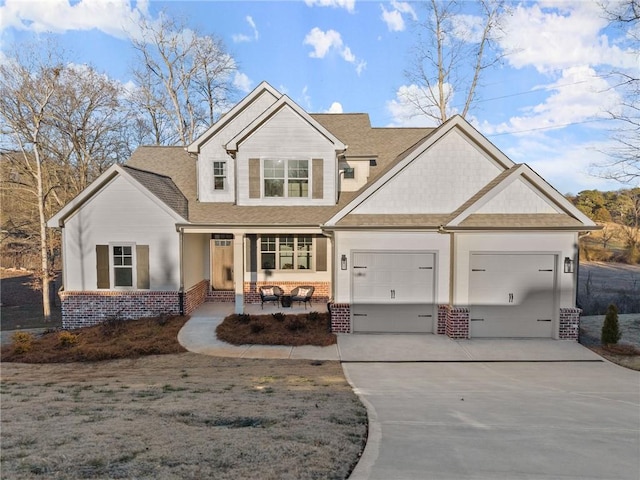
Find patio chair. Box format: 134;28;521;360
290;286;314;309
259;285;283;309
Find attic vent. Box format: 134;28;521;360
369;159;377;166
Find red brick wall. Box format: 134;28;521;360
329;303;351;333
207;290;235;303
559;307;581;340
445;305;469;339
437;305;447;335
243;281;330;304
60;290;180;329
184;280;209;314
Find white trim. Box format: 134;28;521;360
109;242;137;290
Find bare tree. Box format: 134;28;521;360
0;49;62;320
129;15;237;146
404;0;506;124
599;0;639;183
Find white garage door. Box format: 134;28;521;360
469;254;556;338
352;252;435;333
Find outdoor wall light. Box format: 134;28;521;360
341;254;347;270
564;257;574;274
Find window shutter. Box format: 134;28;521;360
249;158;260;198
96;245;109;289
312;158;323;199
316;236;327;271
136;245;150;289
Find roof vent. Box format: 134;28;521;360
369;159;377;166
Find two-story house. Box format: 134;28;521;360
48;81;597;339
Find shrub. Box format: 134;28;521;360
237;313;251;324
101;315;126;336
57;331;79;348
601;304;621;345
272;312;285;322
307;311;320;321
285;317;307;332
11;331;34;354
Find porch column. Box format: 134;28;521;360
233;233;245;314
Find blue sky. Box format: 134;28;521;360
1;0;638;195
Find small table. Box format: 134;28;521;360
280;295;292;308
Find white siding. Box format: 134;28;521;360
236;106;337;206
63;176;180;291
477;178;562;214
198;90;279;203
183;233;210;290
353;130;502;214
333;230;450;308
453;232;577;310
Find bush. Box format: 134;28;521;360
101;315;126;336
307;311;320;321
272;312;286;322
57;331;79;348
250;321;265;334
11;331;34;354
237;313;251;324
601;304;621;345
285;317;307;332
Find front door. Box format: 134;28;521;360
211;235;234;290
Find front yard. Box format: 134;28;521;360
1;354;367;480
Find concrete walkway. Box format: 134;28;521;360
178;303;603;362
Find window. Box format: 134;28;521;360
260;235;313;270
112;245;134;287
263;159;308;198
343;167;355;179
213;161;226;190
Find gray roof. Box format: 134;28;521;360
122;165;189;219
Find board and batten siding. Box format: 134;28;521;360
236;106;337;206
332;231;450;308
353;129;502;214
63;175;181;291
197;90;279;203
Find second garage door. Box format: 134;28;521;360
351;252;435;333
469;253;556;338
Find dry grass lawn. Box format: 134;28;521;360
1;353;367;480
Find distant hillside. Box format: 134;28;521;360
566;188;640;264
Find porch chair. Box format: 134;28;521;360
259;285;283;309
290;286;314;309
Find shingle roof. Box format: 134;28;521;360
456;214;585;229
336;214;450;227
122;165;188;219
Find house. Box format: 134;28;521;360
48;81;597;339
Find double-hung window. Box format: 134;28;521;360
263;159;308;198
112;245;134;287
260;235;313;270
213;161;226;190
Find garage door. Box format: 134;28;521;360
469;254;556;338
352;252;435;333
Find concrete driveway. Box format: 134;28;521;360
344;360;640;480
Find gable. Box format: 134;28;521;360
476;177;562;214
351;129;503;215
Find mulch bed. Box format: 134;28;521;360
216;311;336;347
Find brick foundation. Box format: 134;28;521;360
444;305;470;339
60;280;209;329
207;290;235;303
437;305;447;335
329;303;351;333
559;307;581;340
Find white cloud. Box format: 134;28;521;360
0;0;150;39
385;83;454;127
480;66;622;136
499;2;637;73
233;15;259;43
303;27;366;75
299;85;312;110
304;0;355;13
233;72;252;93
326;102;343;113
380;1;417;32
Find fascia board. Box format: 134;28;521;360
225;95;346;152
187;81;281;153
